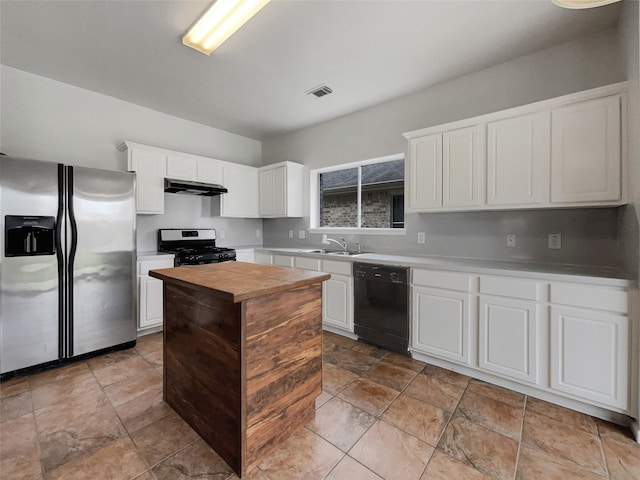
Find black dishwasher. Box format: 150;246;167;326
353;262;410;356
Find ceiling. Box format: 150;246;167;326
0;1;623;141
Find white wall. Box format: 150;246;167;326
0;65;265;251
0;66;262;170
262;27;627;267
263;27;622;170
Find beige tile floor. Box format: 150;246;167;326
1;331;639;479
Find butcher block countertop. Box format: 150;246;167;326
149;261;331;303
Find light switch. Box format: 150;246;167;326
218;229;225;239
298;230;306;239
417;232;426;244
256;229;261;238
288;230;294;239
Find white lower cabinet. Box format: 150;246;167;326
323;274;353;332
321;260;354;333
550;306;629;410
254;252;273;265
479;296;539;384
234;249;255;263
411;269;474;365
139;276;164;329
273;254;294;267
137;257;174;332
412;287;471;364
410;268;631;414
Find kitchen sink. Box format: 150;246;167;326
326;251;368;256
296;249;367;256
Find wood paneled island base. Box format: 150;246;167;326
149;262;330;477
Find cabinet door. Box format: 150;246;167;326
479;296;538;384
551;96;621;204
234;249;255;263
487;112;550;206
411;286;470;364
139;275;164;329
271;166;287;215
197;159;223;184
259;169;273;216
129;148;166;214
273;254;294;267
220;164;259;218
442;125;482;208
259;166;287;217
550;307;628;409
166;155;197;181
254;252;273;265
323;274;353;333
408;134;442;210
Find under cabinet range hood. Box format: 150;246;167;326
164;179;228;196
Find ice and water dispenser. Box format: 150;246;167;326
5;216;56;257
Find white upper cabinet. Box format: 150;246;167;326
197;159;223;185
121;142;166;215
166;154;224;185
258;162;304;217
220;163;259;218
408;134;442;210
487;111;550;207
442;125;483;208
407;125;481;211
120;141;256;216
404;83;626;212
551;95;621;204
166;154;197;181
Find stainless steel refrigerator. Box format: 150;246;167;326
0;156;136;376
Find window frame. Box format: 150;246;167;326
309;153;406;235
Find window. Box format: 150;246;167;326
311;154;405;233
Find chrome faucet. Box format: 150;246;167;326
324;236;348;252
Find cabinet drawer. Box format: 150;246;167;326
294;256;321;271
480;275;538;300
138;258;175;275
273;254;294;267
412;269;473;292
321;260;352;276
254;253;273;265
550;283;628;314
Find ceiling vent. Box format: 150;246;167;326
306;84;333;98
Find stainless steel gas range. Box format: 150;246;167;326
157;229;236;266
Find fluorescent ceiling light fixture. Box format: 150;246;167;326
183;0;270;55
550;0;620;8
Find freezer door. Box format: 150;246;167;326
68;166;136;356
0;157;62;374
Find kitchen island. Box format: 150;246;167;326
149;261;330;477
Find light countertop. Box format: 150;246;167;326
256;247;632;286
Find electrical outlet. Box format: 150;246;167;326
506;234;516;248
255;229;261;238
218;229;225;239
288;230;294;239
548;233;561;249
298;230;306;240
417;232;426;244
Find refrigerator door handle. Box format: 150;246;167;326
67;166;78;358
56;164;65;359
